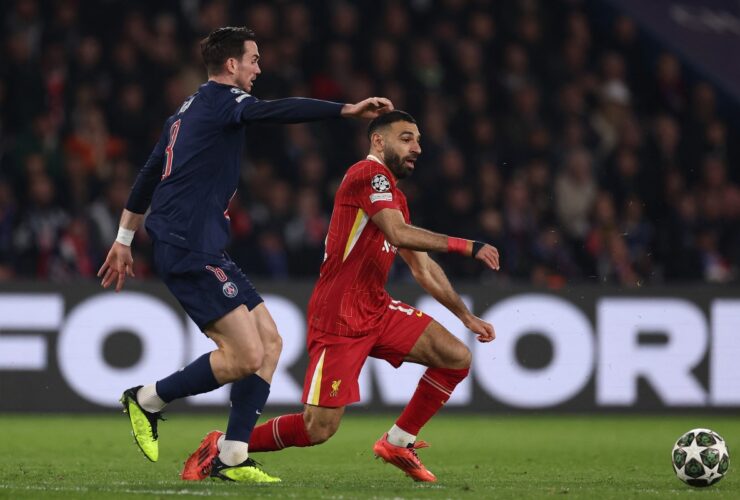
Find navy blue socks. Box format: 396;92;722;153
225;374;271;443
155;353;221;403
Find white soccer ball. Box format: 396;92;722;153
672;428;730;487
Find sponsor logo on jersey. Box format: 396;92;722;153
371;174;391;192
370;192;393;203
230;87;251;102
222;282;239;298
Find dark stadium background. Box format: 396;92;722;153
2;3;740;498
1;0;739;415
2;0;737;286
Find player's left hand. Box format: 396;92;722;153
473;242;500;271
97;242;135;292
463;314;495;343
341;97;394;119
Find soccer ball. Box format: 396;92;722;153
672;428;730;487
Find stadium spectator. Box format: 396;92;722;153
1;0;738;285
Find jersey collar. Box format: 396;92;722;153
366;154;384;165
366;154;398;182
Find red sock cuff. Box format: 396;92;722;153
249;412;312;452
274;413;312;449
396;367;470;436
424;367;470;392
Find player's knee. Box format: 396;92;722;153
459;345;472;369
448;344;471;370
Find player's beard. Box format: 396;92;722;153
383;147;415;179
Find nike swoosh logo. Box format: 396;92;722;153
416;311;423;317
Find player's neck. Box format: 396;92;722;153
367;154;397;181
367;154;384;165
208;75;239;88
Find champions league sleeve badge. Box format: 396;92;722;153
371;174;391;192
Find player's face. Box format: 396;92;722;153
234;40;261;91
382;121;421;179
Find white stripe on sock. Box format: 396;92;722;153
272;416;285;449
421;375;452;396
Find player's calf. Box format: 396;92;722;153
304;408;342;444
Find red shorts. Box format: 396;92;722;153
301;299;433;407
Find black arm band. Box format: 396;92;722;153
472;240;485;258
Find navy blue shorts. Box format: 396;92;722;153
152;241;263;331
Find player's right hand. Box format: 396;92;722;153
341;97;394;119
97;242;135;292
474;243;500;271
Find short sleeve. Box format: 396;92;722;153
345;165;401;218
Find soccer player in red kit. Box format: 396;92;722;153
182;110;500;483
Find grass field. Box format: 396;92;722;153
0;413;738;499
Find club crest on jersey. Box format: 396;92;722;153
330;379;341;397
371;174;391;192
222;281;239;298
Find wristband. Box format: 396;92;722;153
116;227;135;246
447;237;470;256
472;240;485;258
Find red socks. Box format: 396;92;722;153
249;368;469;451
248;413;312;452
396;367;469;435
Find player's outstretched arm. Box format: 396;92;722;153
340;97;394;119
371;208;500;270
97;209;144;292
234;96;393;124
399;249;495;343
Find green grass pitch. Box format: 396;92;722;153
0;413;738;499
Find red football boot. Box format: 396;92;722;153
181;430;223;480
373;433;437;482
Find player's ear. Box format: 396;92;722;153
371;132;384;150
226;57;237;74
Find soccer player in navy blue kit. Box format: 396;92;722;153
97;26;393;483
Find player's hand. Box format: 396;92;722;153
97;242;135;292
474;242;500;271
341;97;394;119
463;314;495;343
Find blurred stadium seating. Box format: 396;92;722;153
1;0;738;287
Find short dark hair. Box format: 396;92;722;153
367;110;417;140
200;27;256;75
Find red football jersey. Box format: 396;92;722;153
308;156;410;337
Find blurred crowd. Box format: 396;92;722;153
1;0;738;286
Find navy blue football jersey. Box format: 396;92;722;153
126;81;343;255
